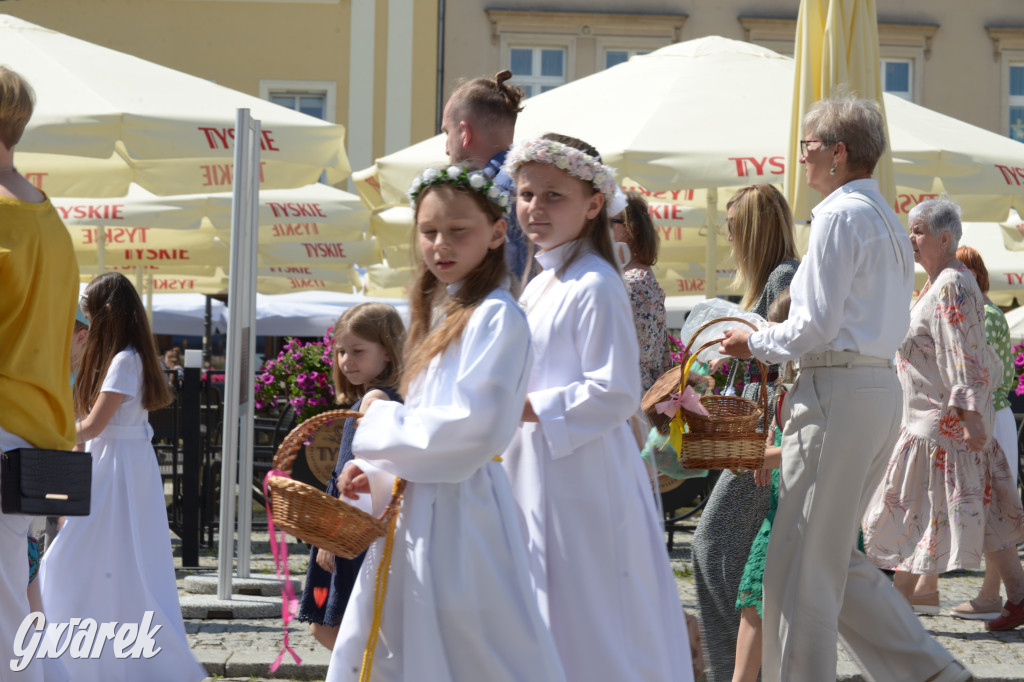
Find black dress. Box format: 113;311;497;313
297;386;402;626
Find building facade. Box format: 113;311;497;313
1;0;440;174
441;0;1024;143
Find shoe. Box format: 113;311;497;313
925;660;973;682
950;598;1002;621
985;598;1024;631
910;590;940;616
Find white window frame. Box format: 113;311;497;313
258;79;336;122
881;57;914;101
988;29;1024;140
1005;58;1024;141
502;38;574;98
595;36;666;71
487;10;685;90
507;44;573;98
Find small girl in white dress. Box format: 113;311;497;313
326;165;565;682
501;134;693;682
40;272;205;682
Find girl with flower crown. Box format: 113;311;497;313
324;165;565;682
500;134;693;682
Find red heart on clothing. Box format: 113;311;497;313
313;587;328;608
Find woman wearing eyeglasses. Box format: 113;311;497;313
719;96;970;682
689;183;798;682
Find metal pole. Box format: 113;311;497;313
217;109;261;599
705;188;719;298
181;353;202;567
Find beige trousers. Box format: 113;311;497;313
761;365;954;682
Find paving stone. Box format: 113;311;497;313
186;528;1024;682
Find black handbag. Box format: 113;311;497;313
0;448;92;516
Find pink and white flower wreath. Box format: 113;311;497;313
502;138;619;205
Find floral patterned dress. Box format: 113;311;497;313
624;266;671;392
863;265;1024;574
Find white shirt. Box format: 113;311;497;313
748;178;913;363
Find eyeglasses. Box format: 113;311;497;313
799;139;837;156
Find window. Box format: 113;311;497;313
486;10;685;94
988;28;1024;142
258;80;336;122
1010;65;1024;141
604;49;649;70
882;59;913;100
270;93;327;119
508;47;567;98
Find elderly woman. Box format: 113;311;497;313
719;98;969;682
613;190;672;392
862;201;1024;633
689;184;798;682
949;245;1022;620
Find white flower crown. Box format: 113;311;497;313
502;138;619;204
407;165;512;215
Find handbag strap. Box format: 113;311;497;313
846;192;906;275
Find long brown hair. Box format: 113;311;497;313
404;183;507;392
537;133;618;274
331;302;406;405
75;272;172;416
726;184;798;309
620;190;658;266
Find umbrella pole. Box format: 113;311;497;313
705;188;719;299
203;295;212;370
146;271;154;327
96;225;106;276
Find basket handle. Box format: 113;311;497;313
271;409;363;476
679;316;770;433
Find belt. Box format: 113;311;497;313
796;350;893;370
100;423;155;440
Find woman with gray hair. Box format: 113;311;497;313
719;97;971;681
863;199;1024;632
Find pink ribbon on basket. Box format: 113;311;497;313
655;386;709;417
263;469;303;673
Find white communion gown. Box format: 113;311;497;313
326;286;566;682
502;242;694;682
39;348;205;682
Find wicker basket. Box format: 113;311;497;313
265;409;406;559
642;316;769;470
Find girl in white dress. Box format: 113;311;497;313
501;134;694;682
39;272;205;682
325;165;566;682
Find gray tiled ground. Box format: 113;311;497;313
181;529;1024;682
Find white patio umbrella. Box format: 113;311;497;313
59;182;377;293
2;15;350;197
358;36;1024;297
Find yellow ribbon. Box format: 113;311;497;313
359;480;402;682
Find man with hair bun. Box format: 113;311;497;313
442;70;533;285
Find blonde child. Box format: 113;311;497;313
38;272;205;681
298;302;405;650
733;289;792;682
325;165;565;681
500;134;693;681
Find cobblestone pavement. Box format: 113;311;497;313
182;530;1024;682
